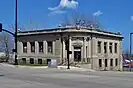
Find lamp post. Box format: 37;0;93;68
14;0;18;65
129;32;133;71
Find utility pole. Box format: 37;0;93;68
14;0;18;65
129;33;133;71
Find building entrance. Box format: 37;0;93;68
74;47;81;62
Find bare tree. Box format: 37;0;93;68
0;33;11;62
8;23;26;32
61;12;102;29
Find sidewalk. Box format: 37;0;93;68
0;63;95;72
58;66;95;72
0;63;16;67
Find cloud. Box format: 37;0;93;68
131;16;133;21
48;0;78;14
93;10;103;16
48;10;67;16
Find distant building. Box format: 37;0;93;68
17;27;123;71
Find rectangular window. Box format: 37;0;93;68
109;43;112;53
30;42;35;52
22;58;26;64
110;59;113;66
115;58;118;66
38;59;42;64
104;42;107;53
23;42;27;53
30;58;34;64
105;59;108;67
47;41;53;53
97;41;101;53
114;43;117;53
39;42;43;53
99;59;102;67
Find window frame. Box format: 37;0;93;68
38;42;44;53
114;43;118;53
104;42;107;53
97;41;102;53
47;41;53;53
110;59;113;66
30;58;34;64
30;42;35;53
38;59;42;64
115;58;118;66
109;42;113;53
23;42;27;53
22;58;26;64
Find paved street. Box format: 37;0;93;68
0;64;133;88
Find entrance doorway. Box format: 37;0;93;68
74;51;81;61
74;47;81;62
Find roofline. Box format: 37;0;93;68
17;31;124;39
18;26;122;36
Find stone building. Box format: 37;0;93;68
17;26;123;70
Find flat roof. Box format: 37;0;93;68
18;26;121;35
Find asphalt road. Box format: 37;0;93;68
0;64;133;88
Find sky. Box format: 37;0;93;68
0;0;133;51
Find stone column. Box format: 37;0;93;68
92;37;97;57
43;41;47;55
61;39;67;63
52;41;55;55
91;37;97;69
101;42;104;54
35;41;39;54
27;42;31;54
112;42;114;54
63;40;65;59
17;42;23;55
83;37;87;63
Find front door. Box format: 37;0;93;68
74;51;81;62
